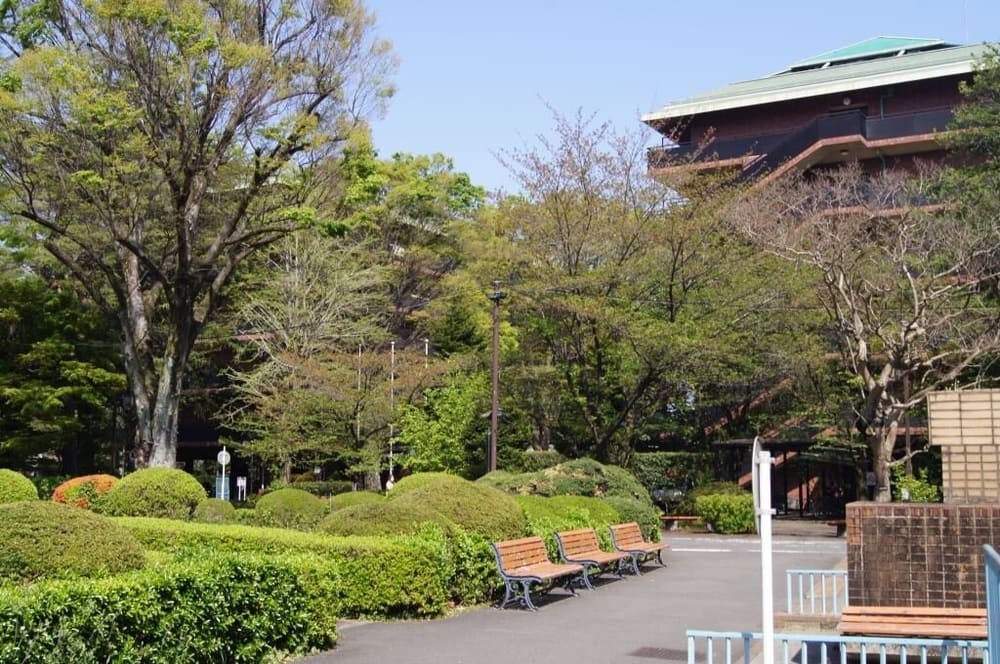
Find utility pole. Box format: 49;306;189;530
487;280;506;473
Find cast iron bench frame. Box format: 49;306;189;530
491;536;584;610
837;605;987;640
554;527;629;589
609;521;669;575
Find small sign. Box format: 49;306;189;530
215;475;230;500
217;449;231;466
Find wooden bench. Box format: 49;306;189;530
660;515;701;530
837;605;987;640
826;519;846;537
491;536;585;610
555;527;629;589
609;522;669;575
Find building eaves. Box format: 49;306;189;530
642;43;988;124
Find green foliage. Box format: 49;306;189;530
318;500;451;536
678;481;744;516
0;501;145;582
388;472;527;540
631;451;713;494
192;498;237;523
287;480;354;497
891;467;942;503
0;274;125;469
100;468;206;519
116;518;451;618
694;492;755;534
601;497;661;541
503;448;566;473
254;488;328;530
398;371;489;477
0;468;38;503
328;490;385;511
515;494;621;556
32;475;69;500
478;458;652;504
0;552;338;662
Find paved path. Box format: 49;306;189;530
297;524;845;664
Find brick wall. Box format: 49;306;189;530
846;502;1000;608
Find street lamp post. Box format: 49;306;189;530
486;280;506;473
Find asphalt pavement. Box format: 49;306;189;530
296;520;846;664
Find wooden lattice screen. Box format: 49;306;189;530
927;390;1000;504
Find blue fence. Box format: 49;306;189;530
986;545;1000;664
785;569;848;616
686;630;987;664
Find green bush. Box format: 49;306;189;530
0;502;146;582
318;500;451;536
631;451;713;494
388;472;527;540
193;498;237;523
328;490;385;511
101;468;206;519
694;492;755;534
479;458;652;503
32;475;69;500
502;448;566;473
254;487;328;530
601;496;661;541
515;494;621;557
0;469;39;504
892;466;942;502
286;479;354;497
0;552;338;662
677;481;745;516
117;518;451;618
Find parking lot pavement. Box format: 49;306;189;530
296;528;846;664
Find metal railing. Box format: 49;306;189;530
785;569;848;616
687;630;987;664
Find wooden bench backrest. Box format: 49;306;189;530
493;536;550;570
557;528;601;557
610;522;645;547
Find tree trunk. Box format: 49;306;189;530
870;420;899;503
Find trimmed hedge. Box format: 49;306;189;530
51;474;118;509
0;502;146;582
285;479;354;497
116;518;451;618
101;468;206;520
602;496;661;541
678;481;745;516
0;468;39;504
0;552;338;662
328;490;385;512
478;458;652;504
388;473;527;540
318;500;451;537
695;492;755;534
254;488;327;530
193;498;237;523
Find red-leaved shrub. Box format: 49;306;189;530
52;474;119;509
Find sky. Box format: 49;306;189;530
363;1;999;195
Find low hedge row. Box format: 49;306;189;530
115;518;451;618
0;552;337;663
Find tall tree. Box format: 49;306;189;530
0;0;396;466
730;165;1000;500
489;109;808;464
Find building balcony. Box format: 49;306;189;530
647;107;955;179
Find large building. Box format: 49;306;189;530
642;37;989;184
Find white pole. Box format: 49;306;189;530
758;448;774;664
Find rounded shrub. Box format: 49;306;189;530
328;490;385;512
0;501;146;582
193;498;237;523
51;474;119;509
602;496;661;540
318;500;451;536
0;469;39;504
695;492;755;534
254;487;327;530
388;473;527;540
678;481;744;516
101;467;207;519
479;458;652;504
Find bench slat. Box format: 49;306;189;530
837;605;986;640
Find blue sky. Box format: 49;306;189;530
364;1;998;194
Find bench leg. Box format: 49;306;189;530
626;553;642;576
520;580;539;610
656;549;665;566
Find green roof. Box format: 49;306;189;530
790;37;952;70
643;38;990;124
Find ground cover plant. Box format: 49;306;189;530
0;468;39;503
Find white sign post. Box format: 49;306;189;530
216;446;231;501
752;436;774;664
